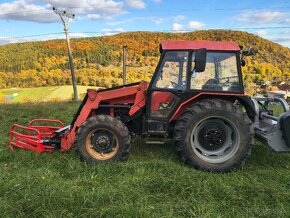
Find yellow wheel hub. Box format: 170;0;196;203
85;128;119;160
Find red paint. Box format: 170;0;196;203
10;82;149;152
10;121;59;152
169;92;247;122
64;81;148;151
28;119;64;138
151;91;174;111
9;39;246;155
161;40;240;51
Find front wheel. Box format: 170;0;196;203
174;99;254;172
74;115;131;163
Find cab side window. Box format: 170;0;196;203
154;51;188;90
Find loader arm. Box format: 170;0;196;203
67;82;147;146
10;81;148;152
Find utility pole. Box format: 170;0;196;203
53;7;78;101
122;46;127;85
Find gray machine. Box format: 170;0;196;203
252;97;290;152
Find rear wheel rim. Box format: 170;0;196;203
85;128;119;160
190;116;240;163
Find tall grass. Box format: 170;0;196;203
0;102;289;217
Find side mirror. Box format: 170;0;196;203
242;47;258;56
194;48;207;72
240;46;258;66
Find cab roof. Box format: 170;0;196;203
160;40;240;51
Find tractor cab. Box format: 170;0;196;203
145;40;244;136
151;46;242;92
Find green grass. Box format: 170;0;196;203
0;86;99;103
0;102;289;217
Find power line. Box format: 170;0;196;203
0;26;289;41
0;32;64;40
235;26;290;30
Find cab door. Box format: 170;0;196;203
145;51;190;135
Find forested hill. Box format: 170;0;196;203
0;30;289;89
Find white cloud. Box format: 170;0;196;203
102;28;124;36
86;14;102;20
154;18;164;25
188;21;205;29
283;18;290;24
0;1;57;23
69;32;91;38
124;0;145;9
280;30;290;34
41;0;124;16
174;15;185;21
255;30;267;37
0;0;129;23
106;16;163;26
272;37;290;43
172;21;205;32
238;10;289;25
172;23;184;32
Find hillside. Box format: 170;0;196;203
0;30;289;89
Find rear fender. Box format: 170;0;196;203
169;92;255;122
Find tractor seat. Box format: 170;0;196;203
227;83;240;92
202;79;223;91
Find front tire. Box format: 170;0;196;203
74;115;131;164
174;99;254;172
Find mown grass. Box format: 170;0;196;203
0;86;99;103
0;102;289;217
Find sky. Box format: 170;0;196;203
0;0;289;47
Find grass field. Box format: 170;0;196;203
0;102;289;217
0;86;99;103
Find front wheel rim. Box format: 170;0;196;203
190;116;240;164
85;128;119;160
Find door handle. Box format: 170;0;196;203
176;90;184;95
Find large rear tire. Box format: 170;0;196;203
74;115;131;163
174;99;254;172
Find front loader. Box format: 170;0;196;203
10;40;290;172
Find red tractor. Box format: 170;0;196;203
10;40;290;172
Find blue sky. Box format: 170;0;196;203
0;0;289;47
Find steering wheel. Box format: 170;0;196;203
170;81;187;89
170;81;179;88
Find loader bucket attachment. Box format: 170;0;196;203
10;119;64;152
252;97;290;153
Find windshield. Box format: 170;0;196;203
191;52;241;92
